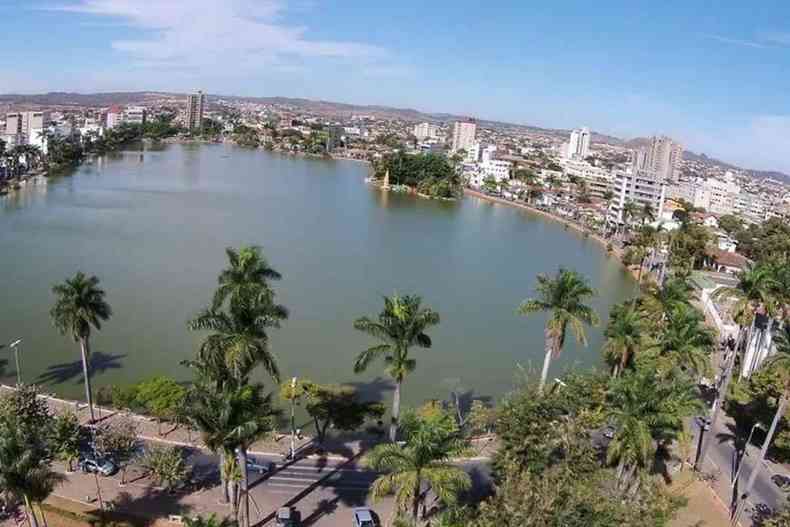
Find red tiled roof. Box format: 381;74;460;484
714;250;749;269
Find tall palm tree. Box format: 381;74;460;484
640;277;693;329
211;246;284;312
0;428;64;527
189;293;286;383
620;200;640;239
733;324;790;521
640;202;656;225
518;268;599;393
655;303;715;378
353;294;440;442
366;423;470;521
50;272;112;423
603;302;651;377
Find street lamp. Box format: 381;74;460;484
8;339;22;386
732;423;763;487
289;377;297;461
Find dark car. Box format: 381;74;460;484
79;456;118;477
772;474;790;489
603;425;616;439
696;416;711;431
275;507;298;526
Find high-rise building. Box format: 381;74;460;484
451;120;476;152
607;169;667;226
5;111;50;149
565;127;591;159
186;91;207;132
634;136;683;182
106;106;124;129
413;122;441;141
123;106;147;125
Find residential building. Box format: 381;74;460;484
480;158;512;182
481;145;497;164
106;106;124;129
559;158;615;199
451;120;477;152
608;169;667;226
123;106;147;125
413;122;441;141
634;136;683;182
5;111;50;150
465;142;480;164
186;90;207;132
564;127;591;160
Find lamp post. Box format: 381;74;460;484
8;339;22;385
732;423;763;487
290;377;297;461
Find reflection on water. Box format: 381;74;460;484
0;143;634;406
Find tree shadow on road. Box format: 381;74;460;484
35;352;126;385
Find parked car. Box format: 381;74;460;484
771;474;790;489
603;425;616;439
754;503;774;516
79;456;118;477
275;507;298;526
352;508;377;527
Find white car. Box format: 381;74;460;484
352;508;377;527
245;457;273;474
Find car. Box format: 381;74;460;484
275;507;298;526
754;503;774;516
79;456;118;477
245;457;273;474
352;507;377;527
695;416;711;431
772;474;790;489
603;425;616;439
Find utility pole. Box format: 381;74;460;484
8;339;22;385
696;340;738;471
290;376;297;460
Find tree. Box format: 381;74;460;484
184;515;236;527
211;246;284;312
94;419;138;484
640;203;656;225
353;294;440;442
51;411;82;472
50;272;112;423
135;376;187;435
139;445;187;492
603;302;651;377
718;214;744;236
518;268;599;393
366;416;471;521
733;324;790;521
303;383;385;443
651;303;715;379
622;200;640;235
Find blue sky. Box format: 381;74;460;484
2;1;790;173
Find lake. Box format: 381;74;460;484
0;142;634;407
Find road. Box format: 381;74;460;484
696;415;789;523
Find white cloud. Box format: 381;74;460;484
701;33;767;49
47;0;387;72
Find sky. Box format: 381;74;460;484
2;0;790;173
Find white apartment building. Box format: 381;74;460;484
123;106;147;125
667;175;740;216
608;169;667;226
465;142;481;164
560;158;615;199
480;159;512;182
4;111;50;150
564;127;591;160
451;120;477;152
634;136;683;182
186;91;207;132
413;122;442;141
481;145;497;164
106;106;123;129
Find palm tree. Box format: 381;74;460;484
50;272;112;423
518;268;599;393
640;277;693;329
366;423;471;521
189;292;286;383
733;324;790;521
620;200;640;239
640;202;656;225
655;303;715;378
0;428;64;527
211;246;284;312
603;302;651;377
353;294;440;442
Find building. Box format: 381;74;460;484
559;158;615;199
667;174;740;216
186;90;207;132
481;145;497;164
106;106;124;130
5;111;50;150
608;169;667;226
451;120;477;153
635;136;683;182
123;106;147;125
565;127;591;160
413;122;441;141
465;142;480;164
480;159;512;182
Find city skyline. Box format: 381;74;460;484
2;1;790;173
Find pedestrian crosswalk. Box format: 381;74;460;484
258;460;376;495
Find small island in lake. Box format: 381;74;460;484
368;151;463;200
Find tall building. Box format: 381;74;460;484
451;120;477;152
186;91;207;132
565;127;591;160
635;136;683;182
413;122;441;141
608;169;667;226
123;106;147;125
106;106;124;129
5;111;50;149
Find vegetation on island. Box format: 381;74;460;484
372;151;463;199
